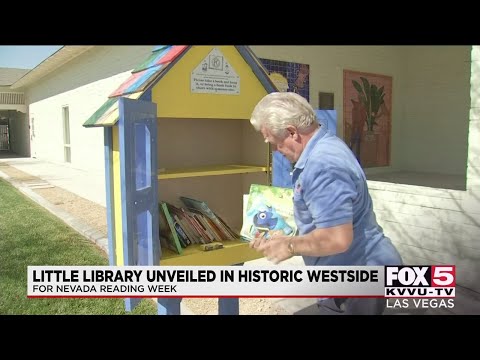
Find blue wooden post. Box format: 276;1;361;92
219;297;240;315
218;262;243;315
158;298;182;315
104;127;116;266
118;97;159;312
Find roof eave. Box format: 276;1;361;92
10;46;94;89
235;46;278;94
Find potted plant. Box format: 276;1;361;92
352;77;385;141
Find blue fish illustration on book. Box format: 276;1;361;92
240;184;297;241
247;202;293;239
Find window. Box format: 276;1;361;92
62;106;71;163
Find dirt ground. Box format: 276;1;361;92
184;298;290;315
0;162;290;315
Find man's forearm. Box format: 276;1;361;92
290;223;353;257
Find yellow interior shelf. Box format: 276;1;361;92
158;164;268;180
160;239;264;266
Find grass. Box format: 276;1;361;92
0;178;157;315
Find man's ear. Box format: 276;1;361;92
286;125;298;140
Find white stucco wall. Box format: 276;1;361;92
466;46;480;201
25;46;154;172
400;46;471;175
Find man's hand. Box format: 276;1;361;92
249;235;294;264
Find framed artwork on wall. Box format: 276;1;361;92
343;69;392;168
259;58;310;101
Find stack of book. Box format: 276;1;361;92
159;197;238;255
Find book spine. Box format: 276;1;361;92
160;202;184;253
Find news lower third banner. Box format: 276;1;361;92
27;265;456;298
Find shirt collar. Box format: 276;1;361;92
294;125;327;170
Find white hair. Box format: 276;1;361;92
250;92;318;138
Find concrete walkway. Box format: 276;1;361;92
0;155;107;207
2;154;480;315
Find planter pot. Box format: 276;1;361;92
361;131;378;167
364;130;376;142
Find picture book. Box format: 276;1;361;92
240;184;297;241
180;196;237;241
158;202;183;255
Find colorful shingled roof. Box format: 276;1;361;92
83;45;276;127
83;45;189;127
109;45;189;98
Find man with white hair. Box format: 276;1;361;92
248;91;403;315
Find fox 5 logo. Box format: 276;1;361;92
385;265;455;287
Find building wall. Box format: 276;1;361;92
367;47;480;292
251;45;478;292
467;46;480;193
26;46;153;172
250;46;470;176
251;45;405;172
8;110;30;156
25;45;470;176
401;46;471;175
369;181;480;292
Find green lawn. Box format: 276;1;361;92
0;178;157;315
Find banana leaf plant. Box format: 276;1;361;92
352;77;385;132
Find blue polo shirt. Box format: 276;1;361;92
291;126;403;266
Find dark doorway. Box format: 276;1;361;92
0;124;9;151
